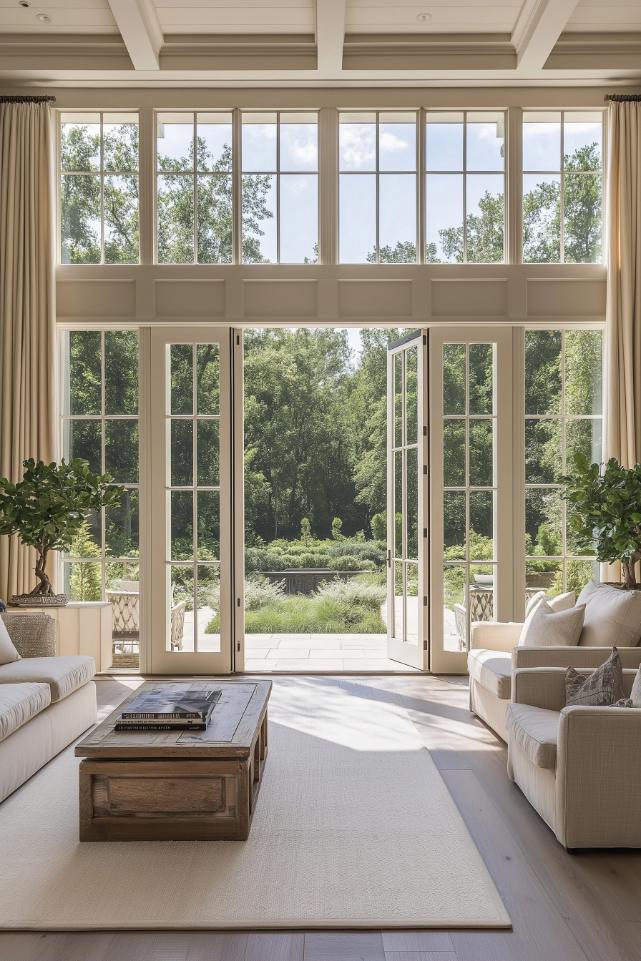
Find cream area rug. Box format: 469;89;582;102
0;677;509;930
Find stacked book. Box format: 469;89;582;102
115;688;222;732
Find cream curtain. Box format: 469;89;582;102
605;98;641;467
0;98;56;601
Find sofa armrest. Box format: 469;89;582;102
1;613;56;657
556;706;641;848
511;667;567;711
513;646;641;670
469;621;522;653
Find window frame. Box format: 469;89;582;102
58;111;140;266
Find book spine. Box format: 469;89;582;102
115;723;206;732
121;712;203;720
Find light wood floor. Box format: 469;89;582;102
2;674;641;961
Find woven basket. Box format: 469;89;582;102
1;612;56;657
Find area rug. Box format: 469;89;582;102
0;677;509;930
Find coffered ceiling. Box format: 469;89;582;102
0;0;640;87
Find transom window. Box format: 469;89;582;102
522;111;603;263
339;111;418;263
425;111;505;263
156;111;233;264
524;329;603;597
241;111;318;264
60;112;139;264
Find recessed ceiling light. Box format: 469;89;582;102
416;12;431;22
36;12;51;21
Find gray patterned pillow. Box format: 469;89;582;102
565;647;625;707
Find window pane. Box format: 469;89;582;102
171;344;193;415
564;113;602;169
280;174;318;263
523;173;560;263
65;561;103;602
425;174;463;263
394;561;404;640
565;330;603;416
103;115;138;172
405;562;418;646
197;113;232;171
566;418;602;468
405;346;418;446
157;174;194;264
61;117;100;171
61;175;101;264
443;344;466;414
105;331;138;415
69;331;101;415
466;174;504;263
469;567;495;622
157;115;193;172
525;419;560;484
469;420;494;487
379;114;416;171
197;565;220;651
104;175;139;264
339;116;376;171
280;118;318;171
443;420;465;487
394;353;403;448
68;420;101;473
406;447;418;560
425;114;463;171
171;419;193;487
379;174;416;261
197;174;232;264
526;559;562;596
525;331;561;415
197;420;220;486
563;173;602;263
470;491;494;557
526;488;562;556
106;421;139;484
197;490;220;560
469;344;494;415
242;174;276;263
444;491;466;556
197;344;220;414
339;174;376;263
170;565;193;650
242;115;277;172
443;563;466;652
467;113;504;171
171;492;193;560
106;488;139;557
523;113;561;170
394;449;403;556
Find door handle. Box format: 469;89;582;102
387;549;392;568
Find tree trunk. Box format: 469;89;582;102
30;546;53;596
622;558;639;590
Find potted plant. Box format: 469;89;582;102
562;452;641;589
0;458;123;606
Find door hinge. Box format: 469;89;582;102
423;595;428;607
236;333;240;345
424;639;428;650
423;425;427;436
237;597;241;607
423;527;427;538
423;465;427;475
387;548;392;568
423;334;427;345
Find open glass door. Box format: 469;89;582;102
149;328;232;674
386;332;427;670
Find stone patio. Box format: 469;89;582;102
243;633;419;672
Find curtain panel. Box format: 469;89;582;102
605;98;641;467
0;99;56;601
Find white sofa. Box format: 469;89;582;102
507;666;641;849
468;619;641;741
0;612;97;802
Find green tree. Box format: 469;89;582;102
69;521;102;601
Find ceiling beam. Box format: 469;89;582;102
106;0;163;71
316;0;347;75
512;0;581;72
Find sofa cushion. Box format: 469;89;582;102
0;683;51;742
577;581;641;647
0;656;95;703
506;703;559;769
467;649;512;699
0;617;20;666
518;601;585;648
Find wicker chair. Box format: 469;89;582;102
106;589;187;654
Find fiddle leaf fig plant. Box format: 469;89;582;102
0;459;124;598
562;452;641;589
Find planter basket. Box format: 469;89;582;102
10;593;68;608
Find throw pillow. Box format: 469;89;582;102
518;601;586;648
577;582;641;647
525;590;546;617
565;647;625;706
548;590;576;612
0;615;20;666
630;666;641;707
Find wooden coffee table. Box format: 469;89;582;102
75;680;271;841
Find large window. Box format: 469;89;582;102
524;329;603;597
241;112;318;264
60;330;140;604
156;112;233;264
522;111;603;263
425;111;505;263
339;112;417;263
60;112;139;264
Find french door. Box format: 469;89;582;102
149;328;233;674
386;332;428;670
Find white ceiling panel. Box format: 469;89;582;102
154;0;315;35
346;0;523;34
566;0;641;32
0;0;117;33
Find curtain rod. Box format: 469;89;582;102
606;94;641;102
0;95;56;104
